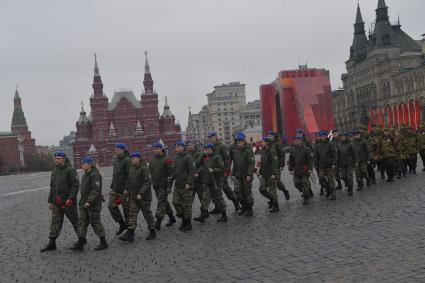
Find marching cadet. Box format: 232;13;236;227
258;136;280;212
331;129;343;191
169;141;196;232
186;140;204;209
368;125;382;184
70;156;108;251
207;131;241;213
267;131;290;201
288;135;313;205
120;152;156;242
41;151;79;252
394;129;408;179
417;122;425;171
231;133;255;216
108;143;131;236
404;127;418;175
380;128;396;182
149;142;176;230
352;129;371;190
337;132;356;196
314;131;337;200
296;129;315;197
196;143;228;223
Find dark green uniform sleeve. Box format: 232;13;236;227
212;155;225;173
288;150;295;172
219;144;231;170
306;147;313;170
48;171;54;203
270;149;279;176
275;142;286;168
123;158;131;191
246;149;255;177
86;173;102;205
139;166;152;196
313;144;320;169
186;155;196;186
330;143;337;166
68;168;79;201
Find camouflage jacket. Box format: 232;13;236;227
110;152;131;193
314;140;337;169
128;162;152;201
259;146;279;178
353;138;370;163
170;151;195;188
149;153;173;189
48;159;79;205
231;144;255;179
201;153;224;186
337;140;356;167
288;144;312;176
79;167;102;210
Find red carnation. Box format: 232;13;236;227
224;169;231;177
55;196;63;205
204;157;209;162
302;165;309;172
114;197;122;206
64;199;74;207
165;159;174;165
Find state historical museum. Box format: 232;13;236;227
73;52;181;167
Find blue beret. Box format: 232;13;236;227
175;141;186;147
235;133;246;141
203;143;215;149
261;136;271;142
268;130;277;136
295;129;305;134
82;156;94;164
152;142;163;149
115;143;126;150
295;136;304;140
319;131;328;137
131;151;142;158
207;131;217;138
54;151;66;157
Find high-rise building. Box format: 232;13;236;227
333;0;425;130
73;52;181;167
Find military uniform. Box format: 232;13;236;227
314;138;337;199
170;150;195;228
149;153;175;226
404;129;418;175
337;138;356;195
270;139;290;200
108;152;131;229
188;146;204;204
416;126;425;171
353;136;370;190
394;133;408;178
368;130;382;183
259;145;280;211
331;136;343;190
47;159;80;239
77;167;105;240
288;143;312;204
231;143;255;214
379;133;396;182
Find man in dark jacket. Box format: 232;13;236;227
314;131;337;200
70;156;107;251
169;141;196;232
108;143;131;236
268;131;290;201
41;151;79;252
353;130;371;190
186;140;204;210
288;136;313;205
258;136;280;212
149;142;176;230
120;152;156;242
337;132;356;196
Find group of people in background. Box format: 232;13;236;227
40;123;425;252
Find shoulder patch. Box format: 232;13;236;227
95;181;100;187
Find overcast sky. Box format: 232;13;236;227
1;0;424;146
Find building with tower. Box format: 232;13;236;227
72;52;181;167
11;87;35;151
333;0;425;130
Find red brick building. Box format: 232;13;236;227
11;88;35;151
73;52;181;167
260;67;334;143
0;132;24;174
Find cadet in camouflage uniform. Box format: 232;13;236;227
368;125;382;184
258;136;280;212
352;129;371;190
120;152;156;242
288;135;313;205
231;133;255;216
337;132;356;196
169;141;196;232
417;123;425;171
186;141;204;207
267;131;290;201
41;151;79;253
379;129;396;182
108;143;131;236
314;131;337;200
331;129;343;191
404;127;418;175
207;131;240;213
394;129;408;178
70;156;108;252
296;129;315;196
195;143;228;223
150;142;176;230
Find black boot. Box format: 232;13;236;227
155;219;162;231
217;211;228;222
116;221;128;236
336;181;342;190
325;187;332;198
320;187;324;196
302;197;309;205
119;229;134;242
267;201;273;209
209;207;221;214
245;206;253;217
270;202;279;213
181;219;192;232
347;186;353;196
237;202;248;216
166;213;176;227
194;210;208;223
357;183;363;191
231;198;241;212
178;219;186;231
283;188;291;200
40;237;57;253
94;237;108;251
69;237;85;251
146;229;156;240
309;188;314;197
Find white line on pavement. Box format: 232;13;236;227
0;187;49;197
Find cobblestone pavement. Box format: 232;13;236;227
1;161;425;283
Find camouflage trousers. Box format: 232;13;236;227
222;177;238;201
49;204;79;238
153;187;173;220
293;174;310;197
172;185;193;220
192;182;204;205
355;163;368;186
108;192;129;225
127;199;155;231
78;207;105;238
318;167;336;196
407;154;418;173
383;157;396;179
203;182;226;212
340;166;354;188
233;177;253;207
259;176;278;203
